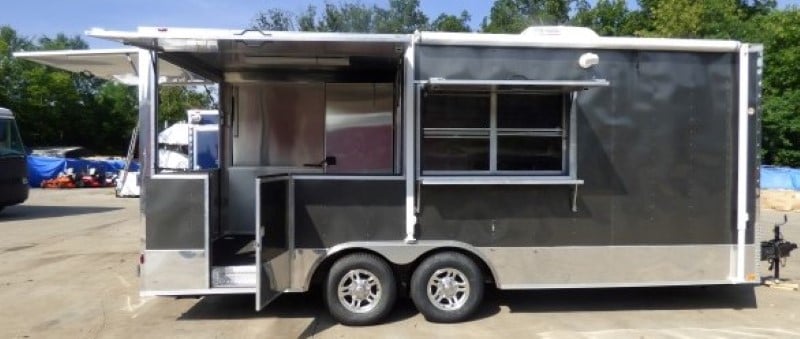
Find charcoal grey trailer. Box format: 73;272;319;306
83;26;761;324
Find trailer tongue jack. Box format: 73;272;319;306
761;215;798;286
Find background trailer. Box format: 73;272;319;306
31;26;764;324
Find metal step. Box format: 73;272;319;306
211;265;256;288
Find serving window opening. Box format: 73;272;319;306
421;86;571;176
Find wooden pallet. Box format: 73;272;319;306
764;279;800;291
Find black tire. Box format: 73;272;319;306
410;252;484;323
325;253;397;326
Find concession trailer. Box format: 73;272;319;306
20;26;763;324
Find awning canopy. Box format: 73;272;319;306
13;48;210;85
84;27;410;83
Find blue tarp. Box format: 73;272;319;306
27;155;139;187
761;166;800;191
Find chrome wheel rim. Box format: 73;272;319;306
426;268;470;311
337;269;382;313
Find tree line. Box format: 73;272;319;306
0;0;798;166
0;29;210;155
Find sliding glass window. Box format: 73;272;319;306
421;88;569;175
421;92;491;171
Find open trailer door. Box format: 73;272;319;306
255;175;294;310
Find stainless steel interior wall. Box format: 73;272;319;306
325;83;394;174
233;84;325;167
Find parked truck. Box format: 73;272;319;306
0;107;29;213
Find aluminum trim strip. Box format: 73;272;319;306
288;177;295;290
141;288;256;296
14;48;140;57
254;176;263;309
420;177;584;185
138;49;156;181
489;92;498;171
499;280;750;290
569;92;578;179
291;175;404;181
417;32;741;52
403;38;417;243
736;45;750;282
425;79;610;87
478;245;755;288
87;27;410;44
150;174;208;180
203;174;210;289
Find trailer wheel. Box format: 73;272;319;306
324;253;397;326
410;252;484;323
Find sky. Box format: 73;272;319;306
2;0;800;48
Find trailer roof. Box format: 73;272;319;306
86;26;742;53
13;48;210;85
0;107;12;118
87;27;410;47
417;32;741;52
79;26;743;85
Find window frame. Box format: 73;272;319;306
418;85;576;178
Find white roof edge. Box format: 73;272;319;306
13;48;140;58
418;31;741;52
86;27;411;44
84;27;741;52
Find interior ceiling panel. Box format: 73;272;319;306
162;40;404;74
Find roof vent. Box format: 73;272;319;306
521;26;599;39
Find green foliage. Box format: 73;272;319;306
762;90;800;166
94;83;138;152
431;11;472;32
0;26;100;150
740;9;800;166
572;0;634;36
0;25;212;155
297;6;319;32
252;0;468;33
317;2;378;32
38;33;88;50
158;86;211;126
252;8;295;31
482;0;574;33
739;0;777;18
647;0;743;38
374;0;429;33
